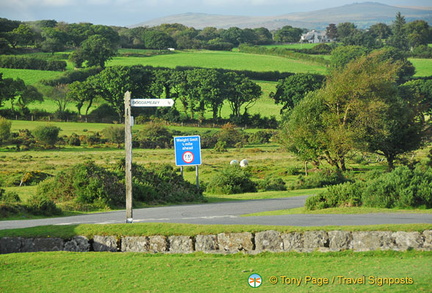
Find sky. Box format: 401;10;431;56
1;0;431;27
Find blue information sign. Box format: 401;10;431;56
174;136;202;166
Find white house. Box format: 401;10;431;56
300;30;330;43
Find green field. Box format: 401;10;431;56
409;58;432;77
1;250;430;292
108;50;328;74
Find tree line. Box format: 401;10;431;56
1;13;431;56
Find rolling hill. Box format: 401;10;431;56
132;2;432;30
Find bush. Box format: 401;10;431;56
36;161;124;209
128;163;203;204
258;177;287;191
306;182;363;210
137;121;173;149
0;189;20;203
207;165;257;194
32;125;61;148
362;165;432;209
292;168;351;189
26;194;62;216
305;165;432;210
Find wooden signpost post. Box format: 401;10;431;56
124;91;174;223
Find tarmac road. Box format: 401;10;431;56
1;196;431;230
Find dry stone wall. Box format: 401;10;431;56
1;230;431;254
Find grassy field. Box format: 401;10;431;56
109;49;328;74
1;250;431;292
409;58;432;77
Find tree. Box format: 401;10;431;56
271;73;325;112
329;45;368;71
325;23;338;40
143;30;175;50
89;65;155;120
282;49;416;171
274;26;303;43
73;35;117;68
46;84;71;118
224;72;261;118
406;20;431;48
336;22;357;41
369;23;392;40
67;80;97;116
388;12;409;51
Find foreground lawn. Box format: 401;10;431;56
1;250;430;292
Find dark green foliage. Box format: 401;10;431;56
258;177;287;191
32;125;61;148
0;56;66;71
137;121;173;149
37;161;124;209
26;194;62;216
128;163;203;204
306;182;363;210
293;168;351;190
362;165;432;209
207;165;257;194
0;189;20;203
306;165;432;210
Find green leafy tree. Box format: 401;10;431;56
329;45;368;71
388;12;409;51
274;25;303;43
74;35;117;68
271;73;325;112
143;30;175;50
224;72;261;118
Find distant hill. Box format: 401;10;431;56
132;2;432;30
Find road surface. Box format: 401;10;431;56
1;196;431;230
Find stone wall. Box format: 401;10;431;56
1;230;431;254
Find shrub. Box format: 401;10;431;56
32;125;61;148
306;182;363;210
36;161;124;209
122;163;203;204
292;168;351;189
0;117;11;145
0;189;20;203
207;165;257;194
102;126;124;148
26;194;62;216
137;121;173;149
362;165;432;209
258;177;287;191
305;165;432;210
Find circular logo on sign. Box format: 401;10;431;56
182;151;194;163
248;274;262;288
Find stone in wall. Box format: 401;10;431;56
121;236;149;252
352;231;394;252
392;231;423;251
303;231;329;252
93;235;118;252
195;235;218;252
423;230;432;251
328;231;352;251
168;236;194;253
281;232;303;251
255;230;282;252
20;237;64;252
149;236;168;253
64;236;90;252
0;237;22;254
217;232;253;253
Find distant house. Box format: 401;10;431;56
300;30;331;43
